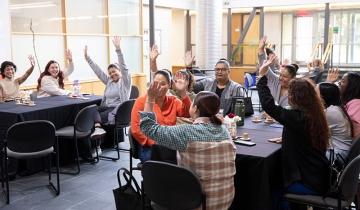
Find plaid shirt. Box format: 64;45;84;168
140;112;236;210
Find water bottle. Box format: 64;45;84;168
72;80;81;97
234;99;245;126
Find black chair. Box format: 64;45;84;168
285;155;360;210
1;120;60;204
100;99;135;161
346;136;360;164
141;161;206;210
55;104;97;175
128;128;142;176
130;85;139;99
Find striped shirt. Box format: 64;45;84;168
140;112;236;210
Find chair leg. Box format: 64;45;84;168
58;136;81;175
48;152;60;195
99;128;124;161
5;150;9;204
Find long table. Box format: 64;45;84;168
230;117;283;210
0;95;102;142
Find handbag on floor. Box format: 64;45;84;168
113;167;142;210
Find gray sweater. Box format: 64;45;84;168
86;49;131;108
194;78;243;115
258;53;289;107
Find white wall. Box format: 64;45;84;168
171;9;185;66
264;13;282;54
143;6;172;75
0;0;12;62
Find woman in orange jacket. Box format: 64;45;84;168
130;69;191;162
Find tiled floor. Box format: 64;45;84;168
0;141;141;210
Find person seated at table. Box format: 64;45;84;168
84;36;131;125
338;72;360;139
140;91;236;210
131;69;191;163
37;50;74;98
317;82;353;161
149;44;196;101
0;56;35;100
306;58;324;84
193;58;244;115
258;60;330;207
259;52;298;107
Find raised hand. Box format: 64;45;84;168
259;54;277;76
65;49;73;62
326;67;339;83
112;36;121;50
84;45;89;59
258;36;267;53
28;55;35;67
184;50;195;67
150;44;159;61
147;81;160;101
174;72;189;98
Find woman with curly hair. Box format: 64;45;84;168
258;59;330;209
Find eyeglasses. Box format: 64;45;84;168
215;68;228;72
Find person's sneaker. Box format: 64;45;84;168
91;146;102;158
91;127;106;139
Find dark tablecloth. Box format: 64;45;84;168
0;95;102;175
230;118;283;210
0;95;102;141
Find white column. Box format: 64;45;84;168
0;0;12;61
196;0;222;73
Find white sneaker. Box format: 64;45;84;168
91;127;106;138
97;146;102;155
91;146;102;158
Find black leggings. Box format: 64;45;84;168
96;106;114;124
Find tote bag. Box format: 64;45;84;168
113;167;142;210
231;88;254;117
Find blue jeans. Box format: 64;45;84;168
139;146;152;163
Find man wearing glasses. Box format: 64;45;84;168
194;59;244;115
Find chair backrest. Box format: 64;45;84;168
244;73;252;89
74;104;97;132
128;128;140;159
346;136;360;164
130;85;139;99
338;155;360;202
142;161;204;210
6;120;56;153
115;99;136;128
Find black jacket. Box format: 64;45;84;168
257;76;330;194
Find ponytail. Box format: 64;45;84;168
210;115;222;125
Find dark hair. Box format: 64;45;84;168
341;72;360;105
177;69;195;92
318;82;341;108
319;82;354;137
107;63;120;70
154;69;172;84
37;60;65;91
265;48;274;56
288;78;329;152
283;63;299;78
1;61;17;77
193;91;222;125
215;58;230;69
